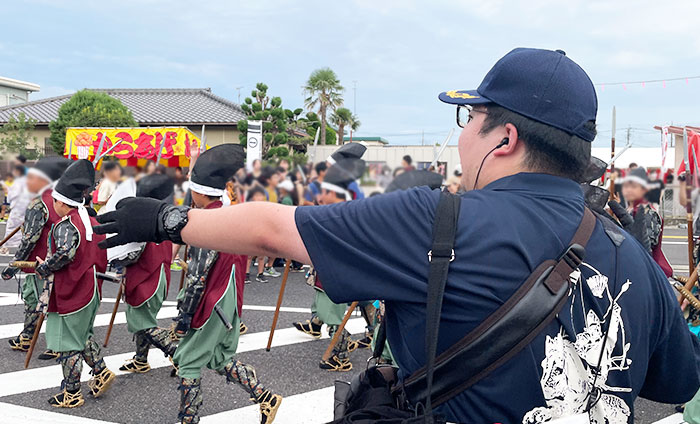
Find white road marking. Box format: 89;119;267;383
0;401;117;423
200;386;335;424
0;298;312;339
663;241;691;245
0;318;366;397
652;413;686;424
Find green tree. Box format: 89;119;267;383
238;83;309;161
0;113;40;159
303;68;344;146
330;107;360;145
48;90;137;154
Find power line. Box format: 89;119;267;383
595;75;700;86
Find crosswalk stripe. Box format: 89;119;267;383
200;386;335;423
0;299;313;340
0;401;117;423
0;318;366;398
652;413;685;424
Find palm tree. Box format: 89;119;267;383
303;68;344;145
330;107;361;145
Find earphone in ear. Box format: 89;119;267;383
473;137;511;189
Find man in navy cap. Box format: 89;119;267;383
96;48;700;423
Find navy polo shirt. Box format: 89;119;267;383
295;173;700;423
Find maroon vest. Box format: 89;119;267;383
23;189;61;273
191;201;248;329
124;241;172;307
48;209;108;315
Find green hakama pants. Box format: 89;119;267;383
21;274;39;310
125;268;167;333
311;290;346;326
174;273;240;379
46;286;100;352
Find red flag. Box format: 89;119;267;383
677;130;700;175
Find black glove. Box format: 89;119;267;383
95;198;189;249
608;200;634;228
1;266;18;280
174;312;193;336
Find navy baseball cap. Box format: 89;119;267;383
439;48;597;142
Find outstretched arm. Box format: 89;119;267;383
181;202;310;264
95;198;310;264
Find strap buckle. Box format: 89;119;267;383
428;249;455;262
559;243;585;269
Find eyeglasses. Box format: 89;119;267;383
456;105;488;128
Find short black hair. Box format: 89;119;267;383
246;186;267;202
315;162;328;174
403;155;412;165
16;155;27;164
480;105;594;181
102;161;121;172
14;164;25;176
628;163;638;169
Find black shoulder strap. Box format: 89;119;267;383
423;191;461;414
399;207;597;409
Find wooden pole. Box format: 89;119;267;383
103;283;123;347
178;245;189;292
0;226;21;248
322;301;359;362
24;313;44;368
266;259;292;352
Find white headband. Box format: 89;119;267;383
27;167;52;184
51;190;93;241
189;179;224;197
321;181;352;201
622;175;649;189
326;155;336;165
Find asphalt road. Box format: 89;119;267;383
0;223;693;423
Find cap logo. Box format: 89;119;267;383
445;90;480;99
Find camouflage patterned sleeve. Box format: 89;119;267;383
13;198;48;262
646;206;663;249
35;220;80;279
179;246;218;315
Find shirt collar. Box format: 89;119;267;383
480;172;583;201
204;200;223;210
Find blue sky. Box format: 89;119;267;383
2;0;699;147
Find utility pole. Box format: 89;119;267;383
236;86;243;104
422;130;425;146
627;126;630;145
352;80;357;114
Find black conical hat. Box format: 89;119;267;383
386;170;443;193
328;143;366;164
137;174;174;200
54;159;95;205
28;157;72;183
324;158;366;190
580;156;607;184
190;144;245;193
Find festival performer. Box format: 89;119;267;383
293;157;366;371
2;157;71;360
609;166;673;277
111;174;177;373
160;145;281;424
35;159;114;408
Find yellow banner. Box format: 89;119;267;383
65;127;203;167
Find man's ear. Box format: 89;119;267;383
492;123;520;156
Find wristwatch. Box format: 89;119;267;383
161;206;190;244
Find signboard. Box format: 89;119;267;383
246;120;262;169
65;127;204;168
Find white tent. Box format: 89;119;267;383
591;147;673;170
